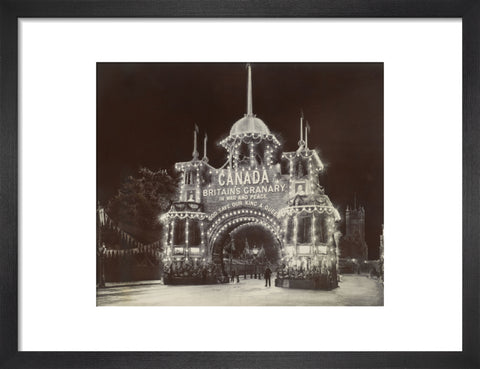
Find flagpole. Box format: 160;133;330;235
193;124;199;159
300;112;303;142
246;63;253;116
194;130;197;154
244;238;248;279
305;121;310;149
203;133;208;160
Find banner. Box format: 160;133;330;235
97;208;162;256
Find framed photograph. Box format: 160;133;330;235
1;1;479;368
294;182;307;196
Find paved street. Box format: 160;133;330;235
97;274;383;306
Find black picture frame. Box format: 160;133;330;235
1;1;478;368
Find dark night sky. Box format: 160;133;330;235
97;63;383;259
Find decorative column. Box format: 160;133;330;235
200;221;205;256
249;142;255;168
293;213;298;256
312;212;316;250
196;164;201;186
185;218;189;260
171;218;176;245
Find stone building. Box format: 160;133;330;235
339;204;369;260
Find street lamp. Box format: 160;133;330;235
243;246;249;279
97;204;105;287
98;242;106;288
229;239;233;276
252;246;259;279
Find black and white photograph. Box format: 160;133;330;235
96;62;383;306
2;6;472;367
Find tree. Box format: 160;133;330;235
106;168;178;244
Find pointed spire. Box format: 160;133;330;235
202;133;209;162
300;109;304;142
298;110;306;149
354;192;357;210
192;124;199;160
246;63;253;116
305;120;310;149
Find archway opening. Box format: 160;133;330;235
230;224;280;264
211;222;281;277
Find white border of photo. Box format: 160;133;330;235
19;19;462;351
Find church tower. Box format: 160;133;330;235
346;205;365;243
340;198;368;260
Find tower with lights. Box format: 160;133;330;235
339;202;369;261
278;115;341;289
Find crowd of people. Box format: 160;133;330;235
164;260;277;285
276;265;337;289
228;265;273;287
277;266;328;280
163;260;339;288
163;261;220;283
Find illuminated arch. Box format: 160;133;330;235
206;206;283;257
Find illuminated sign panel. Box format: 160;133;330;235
202;168;288;201
317;246;328;254
174;247;184;255
201;167;290;220
298;246;311;254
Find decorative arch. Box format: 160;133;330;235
206;206;283;258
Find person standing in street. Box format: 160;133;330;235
264;266;272;287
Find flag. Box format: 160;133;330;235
258;246;265;258
98;207;105;226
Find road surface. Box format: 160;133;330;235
97;274;383;306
